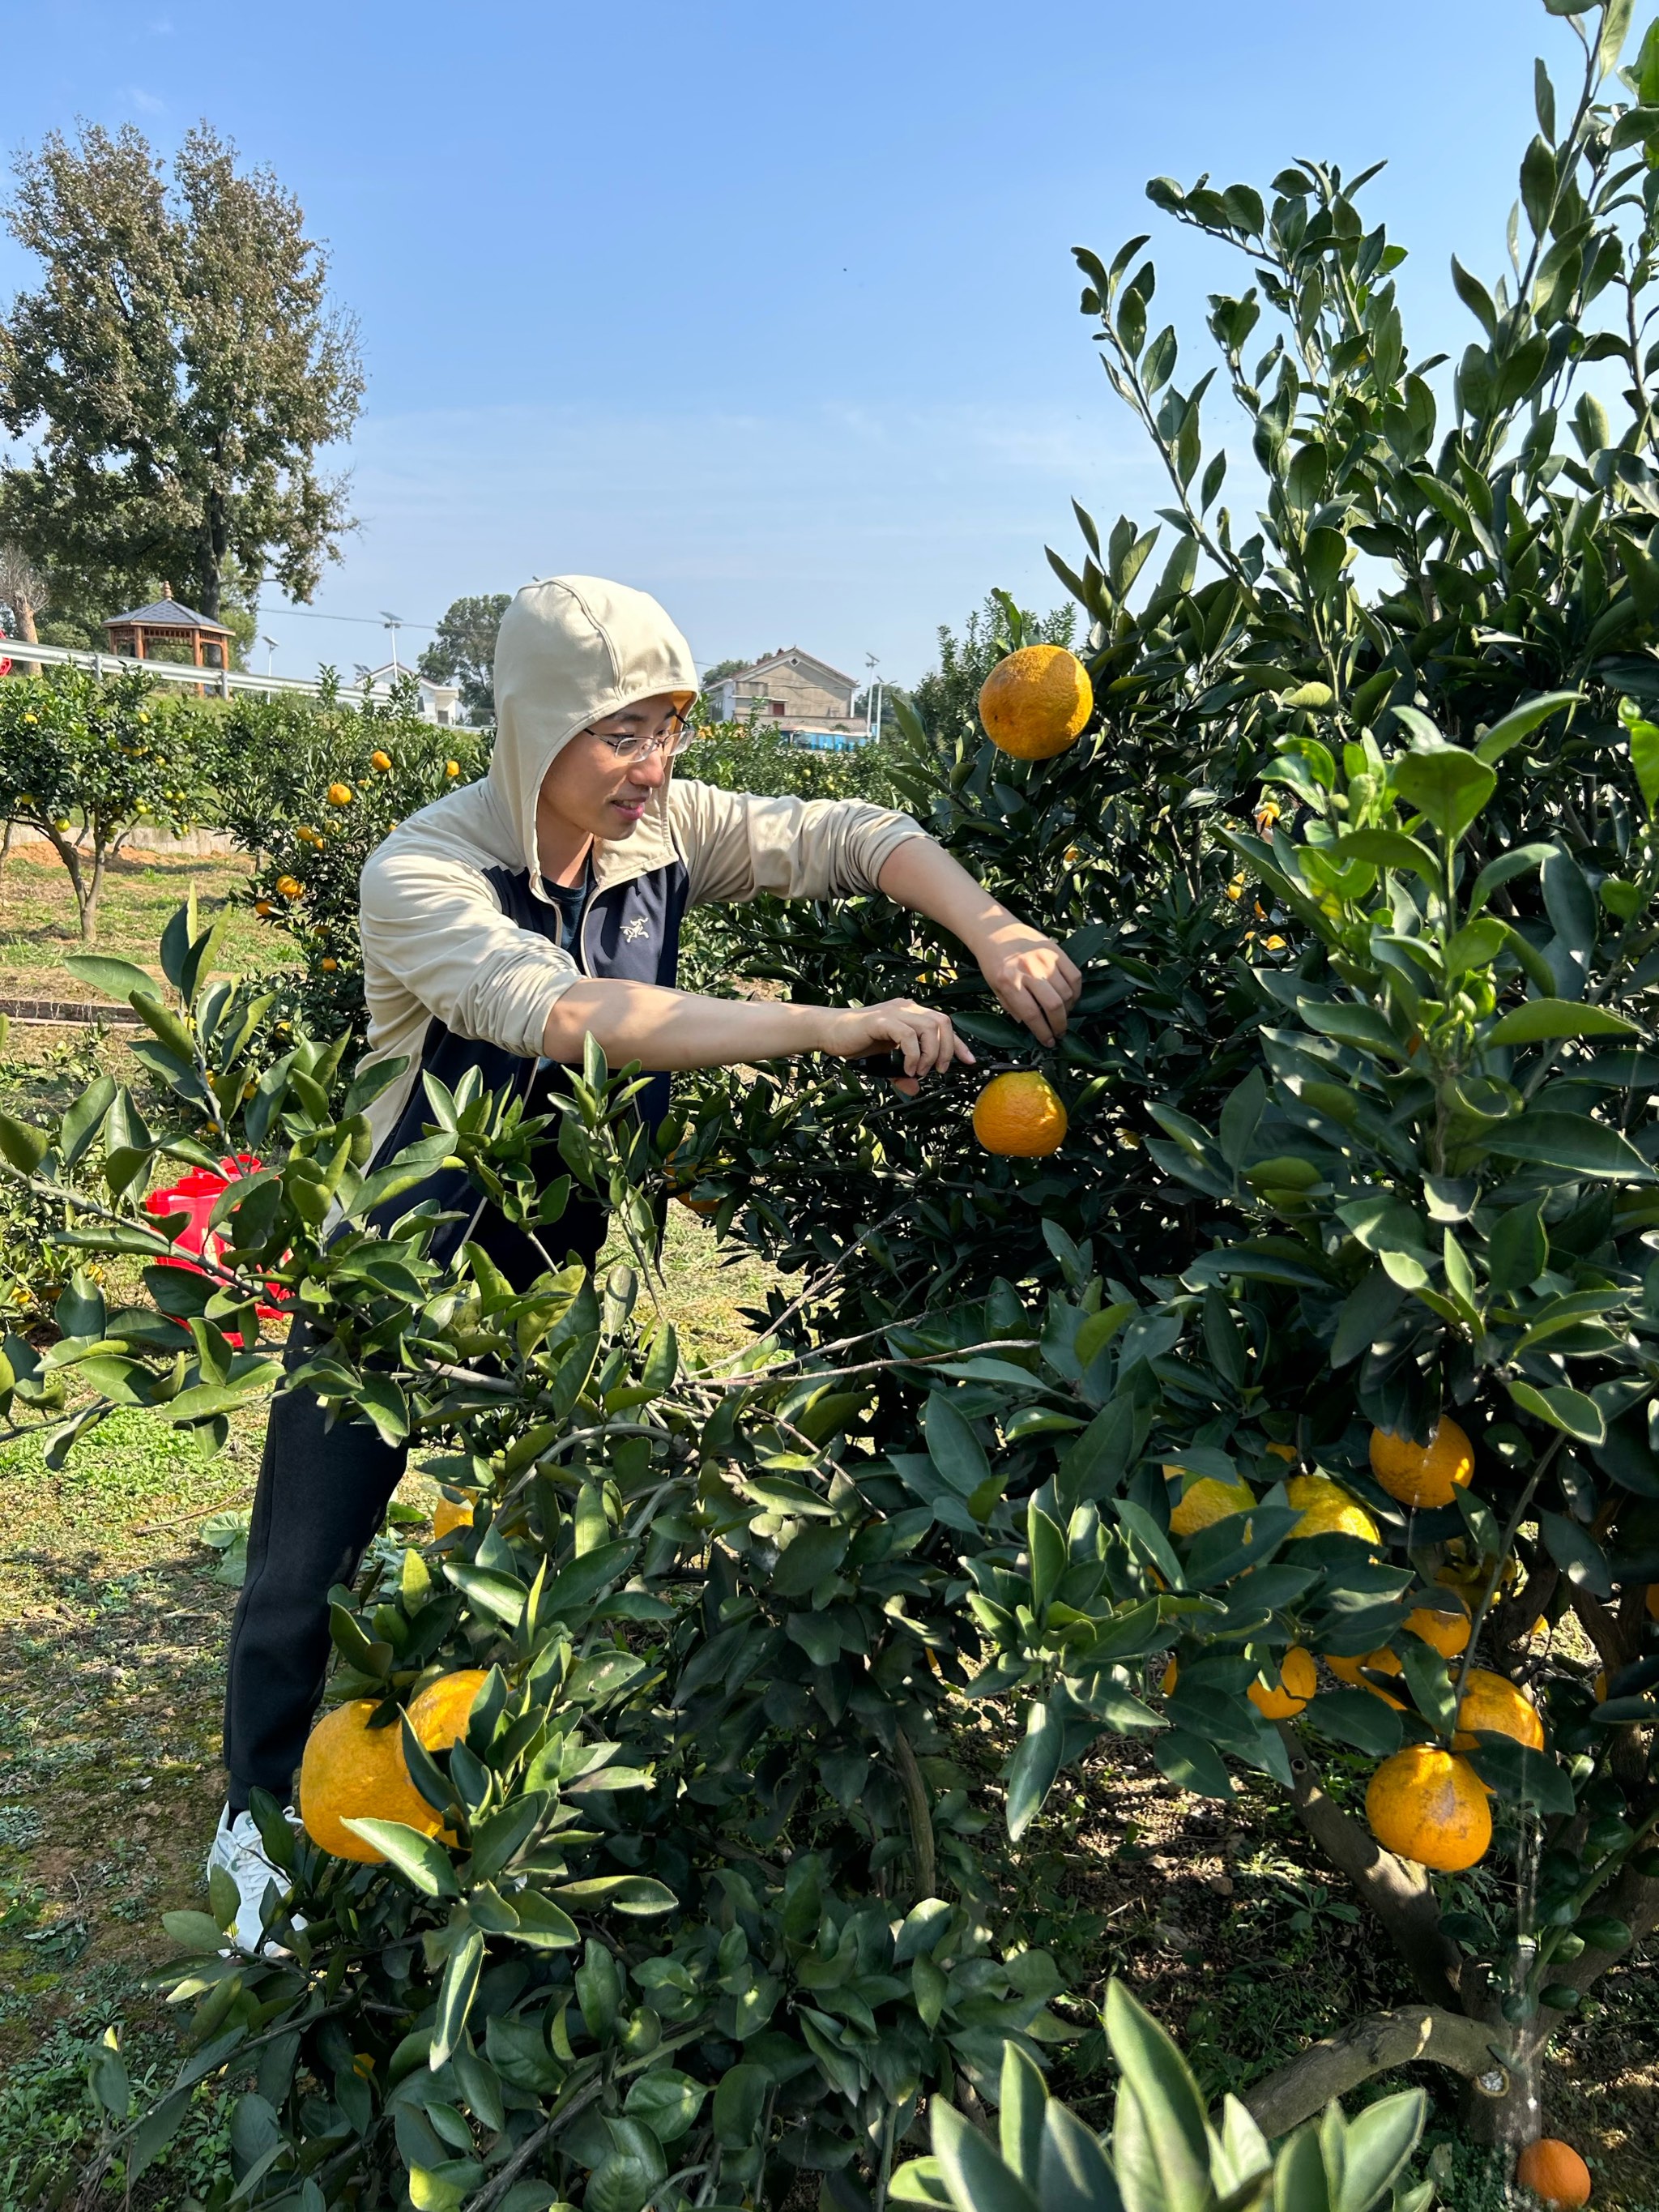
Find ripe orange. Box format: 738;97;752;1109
1403;1599;1470;1659
1453;1668;1545;1753
1365;1745;1491;1871
1248;1646;1316;1719
1265;1440;1298;1464
370;749;392;771
978;645;1093;760
1648;1585;1659;1622
1161;1655;1179;1695
664;1148;720;1215
1168;1475;1256;1538
432;1496;474;1541
445;759;461;777
299;1700;446;1863
406;1669;489;1753
1369;1416;1474;1509
275;875;303;899
971;1072;1068;1157
320;956;339;973
1516;2139;1591;2209
1285;1475;1379;1546
326;781;353;806
1328;1647;1406;1709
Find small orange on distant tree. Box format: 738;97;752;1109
370;749;392;771
972;1071;1067;1157
977;645;1093;760
299;1700;446;1862
1248;1646;1316;1719
1365;1744;1491;1871
1369;1416;1474;1508
326;781;353;806
1516;2139;1592;2209
445;758;461;777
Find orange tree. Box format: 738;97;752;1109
676;0;1659;1347
194;674;486;1039
0;664;199;937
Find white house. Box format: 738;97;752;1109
703;649;867;742
360;662;463;726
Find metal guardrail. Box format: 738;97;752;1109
0;638;407;704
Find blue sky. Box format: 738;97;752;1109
0;0;1605;685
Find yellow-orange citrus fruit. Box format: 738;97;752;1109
1248;1646;1317;1719
406;1669;489;1753
1286;1475;1379;1545
977;645;1093;760
1648;1585;1659;1621
1366;1745;1491;1871
972;1072;1068;1157
1403;1599;1470;1659
299;1700;445;1863
664;1148;720;1215
1516;2140;1592;2209
326;781;353;806
321;956;339;973
1169;1475;1256;1538
255;899;273;916
1453;1669;1545;1753
1328;1647;1406;1709
1161;1656;1179;1695
1593;1671;1609;1704
1265;1440;1298;1463
445;759;461;777
1369;1416;1474;1509
275;875;303;899
432;1496;474;1541
370;749;392;771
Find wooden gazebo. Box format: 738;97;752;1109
104;584;233;670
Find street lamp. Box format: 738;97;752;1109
381;612;405;677
262;634;279;676
864;653;883;747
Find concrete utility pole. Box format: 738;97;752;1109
865;652;883;745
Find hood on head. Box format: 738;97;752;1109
490;575;698;895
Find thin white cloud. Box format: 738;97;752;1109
123;86;166;114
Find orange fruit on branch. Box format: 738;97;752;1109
1403;1598;1470;1659
1285;1474;1379;1546
406;1669;490;1754
1248;1646;1316;1719
978;645;1093;760
1453;1668;1544;1753
972;1071;1067;1157
431;1495;474;1541
1365;1744;1491;1871
1516;2140;1592;2209
369;749;392;771
299;1699;446;1863
1168;1475;1256;1537
1369;1415;1473;1509
1328;1647;1406;1709
326;781;353;806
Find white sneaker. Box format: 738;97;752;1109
207;1806;308;1957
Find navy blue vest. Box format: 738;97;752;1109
365;856;689;1264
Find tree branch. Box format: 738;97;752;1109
1277;1723;1469;2011
1242;2006;1510;2138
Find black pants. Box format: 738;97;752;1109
222;1198;605;1809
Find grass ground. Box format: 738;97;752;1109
0;859;1651;2209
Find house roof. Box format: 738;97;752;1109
106;597;232;634
720;647;859;690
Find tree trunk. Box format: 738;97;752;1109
11;593;40;677
0;817;15;897
44;827;92;941
199;489;227;621
1458;2033;1544;2155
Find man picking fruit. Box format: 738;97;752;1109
212;574;1081;1946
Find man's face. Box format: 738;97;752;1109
536;692;693;843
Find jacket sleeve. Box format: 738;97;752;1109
359;843;579;1060
669;780;930;907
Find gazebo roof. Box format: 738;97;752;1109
107;596;232;634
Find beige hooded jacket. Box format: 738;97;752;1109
355;575;927;1166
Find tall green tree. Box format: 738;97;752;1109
0;122;363;628
418;591;511;721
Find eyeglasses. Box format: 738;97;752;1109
585;707;697;764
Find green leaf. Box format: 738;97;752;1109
1337;2092;1428;2212
339;1819;458;1897
1392;740;1496;843
712;2062;770;2150
622;2069;706;2146
1486;1112;1653;1181
1487;1000;1637;1046
62;952;157;1003
1103;1982;1212;2212
1473;691;1577;762
1006;1700;1065;1841
1508;1381;1606;1443
1468;842;1555;916
1331;828;1438;878
924;1391;992;1498
432;1924;485;2069
1623;698;1659;818
1152;1730;1235;1800
0;1112;49;1173
552;1875;676;1915
1305;1690;1405;1758
1487;1198;1547;1294
931;2103;1043;2212
162;1908;227;1954
1467;1740;1574;1815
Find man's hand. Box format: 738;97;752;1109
976;925;1082;1045
817;999;975;1080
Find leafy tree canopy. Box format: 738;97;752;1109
0;122;363;629
417;591;511;722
